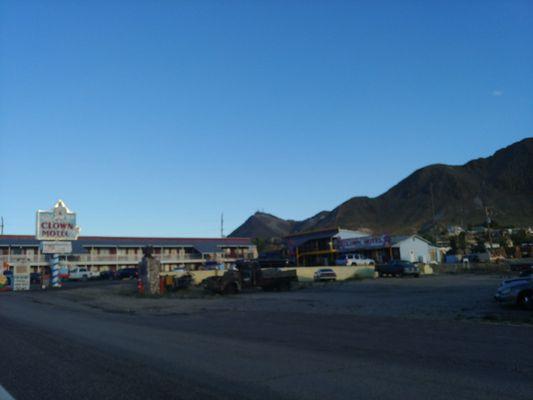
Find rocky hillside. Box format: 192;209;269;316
230;138;533;240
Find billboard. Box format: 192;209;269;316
336;234;391;252
36;200;80;241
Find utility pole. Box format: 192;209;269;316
485;207;493;250
220;213;224;238
0;217;3;235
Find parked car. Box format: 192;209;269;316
314;268;337;282
116;268;138;280
495;275;533;309
88;269;100;279
69;267;91;281
377;260;420;277
99;269;118;280
336;254;375;266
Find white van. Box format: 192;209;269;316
335;253;375;266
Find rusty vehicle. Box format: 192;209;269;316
161;269;193;291
203;260;298;294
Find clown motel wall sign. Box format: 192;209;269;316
36;200;80;241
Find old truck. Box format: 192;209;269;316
203;260;298;294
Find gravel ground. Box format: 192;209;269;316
12;273;533;324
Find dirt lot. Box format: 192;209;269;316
19;273;533;324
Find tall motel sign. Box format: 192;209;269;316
36;200;80;288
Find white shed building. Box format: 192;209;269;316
392;235;441;263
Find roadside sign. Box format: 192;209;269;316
13;263;30;291
36;200;80;241
41;241;72;254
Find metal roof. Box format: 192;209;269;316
390;235;432;246
285;228;340;249
0;235;253;254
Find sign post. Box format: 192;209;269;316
12;257;31;291
36;200;79;288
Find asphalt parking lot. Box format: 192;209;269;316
0;273;532;400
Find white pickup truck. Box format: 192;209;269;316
69;267;99;281
335;253;375;266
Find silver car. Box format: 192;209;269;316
495;275;533;309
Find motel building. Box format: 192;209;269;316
0;235;258;273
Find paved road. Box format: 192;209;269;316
0;282;532;400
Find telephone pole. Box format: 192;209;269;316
220;213;224;238
0;217;3;235
485;207;493;250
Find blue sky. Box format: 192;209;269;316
1;0;531;237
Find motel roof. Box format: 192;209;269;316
0;235;253;254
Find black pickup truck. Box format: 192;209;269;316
376;260;420;277
204;260;298;294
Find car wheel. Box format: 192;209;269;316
517;292;533;310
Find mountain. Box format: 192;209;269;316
230;138;533;240
230;212;296;239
